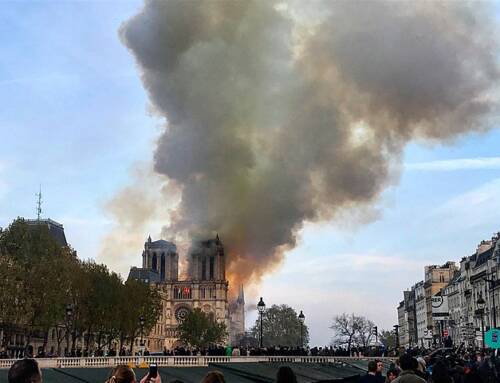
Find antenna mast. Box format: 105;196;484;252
36;185;42;221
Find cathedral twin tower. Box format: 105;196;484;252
129;234;244;350
141;234;226;283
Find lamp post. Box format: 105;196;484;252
65;304;74;356
485;273;498;329
476;296;486;350
257;297;266;348
139;316;145;355
298;310;305;348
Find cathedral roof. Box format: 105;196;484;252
128;267;161;284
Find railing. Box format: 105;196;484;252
0;355;396;369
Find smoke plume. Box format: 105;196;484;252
114;0;499;285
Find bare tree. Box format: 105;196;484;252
330;313;376;352
356;317;375;348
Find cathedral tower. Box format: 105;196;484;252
190;234;225;281
142;236;178;281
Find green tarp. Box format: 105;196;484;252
0;362;363;383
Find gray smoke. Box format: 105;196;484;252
118;0;499;285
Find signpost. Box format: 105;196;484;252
485;328;500;349
431;295;450;320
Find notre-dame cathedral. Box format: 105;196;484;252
128;235;245;351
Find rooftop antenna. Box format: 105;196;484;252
36;185;42;221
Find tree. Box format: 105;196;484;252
0;218;76;353
250;304;310;348
356;317;375;348
118;278;161;353
0;217;161;356
177;308;227;349
379;329;396;350
330;313;374;352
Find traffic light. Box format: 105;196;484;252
372;326;378;336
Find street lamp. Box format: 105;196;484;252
257;297;266;348
484;273;498;329
298;310;305;348
65;304;75;356
476;296;486;350
139;316;145;355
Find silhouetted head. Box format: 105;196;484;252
106;365;136;383
368;361;378;373
201;371;225;383
276;366;297;383
8;359;42;383
399;354;417;371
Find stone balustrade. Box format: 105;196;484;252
0;355;396;369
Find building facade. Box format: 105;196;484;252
397;232;500;348
414;281;428;347
129;235;245;351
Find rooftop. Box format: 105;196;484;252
25;218;68;247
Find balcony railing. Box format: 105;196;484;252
0;355;396;369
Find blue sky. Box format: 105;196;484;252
1;1;500;346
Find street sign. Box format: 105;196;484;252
431;295;450;319
485;329;500;349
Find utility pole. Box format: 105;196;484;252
393;324;400;353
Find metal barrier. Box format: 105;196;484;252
0;356;396;369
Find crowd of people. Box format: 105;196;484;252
359;348;499;383
6;359;298;383
4;346;500;383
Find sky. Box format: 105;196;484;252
1;1;500;346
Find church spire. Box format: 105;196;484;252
238;284;245;304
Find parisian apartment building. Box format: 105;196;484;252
397;232;500;348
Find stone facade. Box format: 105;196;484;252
398;232;500;348
129;235;245;351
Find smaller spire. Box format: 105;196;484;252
216;233;220;242
238;284;245;304
148;235;152;243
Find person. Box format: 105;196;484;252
105;365;138;383
200;371;226;383
276;366;297;383
376;360;385;383
429;361;452;383
391;354;426;383
139;369;162;383
359;361;381;383
8;358;42;383
231;346;240;357
385;369;400;383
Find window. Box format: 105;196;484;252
209;257;214;279
152;253;157;270
173;286;192;299
202;258;207;280
160;253;166;280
